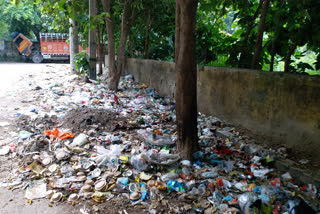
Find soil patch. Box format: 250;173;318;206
16;114;58;133
61;108;140;134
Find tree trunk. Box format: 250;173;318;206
69;18;79;74
101;0;116;84
97;25;103;75
269;0;284;72
251;0;271;70
89;0;97;80
238;0;264;68
175;0;199;161
129;33;133;57
143;8;151;59
115;0;131;89
270;50;275;72
284;43;297;73
102;0;134;90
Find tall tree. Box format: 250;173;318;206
251;0;271;69
69;18;79;74
238;0;264;68
284;43;297;73
175;0;199;160
101;0;136;90
143;6;151;59
89;0;97;80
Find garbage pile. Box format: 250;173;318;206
0;73;319;214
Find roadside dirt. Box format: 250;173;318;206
0;63;77;214
0;63;147;214
0;63;318;214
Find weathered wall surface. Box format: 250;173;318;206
0;41;40;61
124;59;176;98
0;41;21;61
124;58;320;162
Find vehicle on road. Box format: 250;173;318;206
11;32;87;63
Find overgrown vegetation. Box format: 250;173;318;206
4;0;320;75
74;51;89;75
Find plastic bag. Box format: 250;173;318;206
25;180;47;200
287;197;316;214
145;152;180;165
161;172;178;182
19;130;33;140
42;128;74;140
138;130;175;146
238;192;257;213
69;133;88;147
130;154;149;172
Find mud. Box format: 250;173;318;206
61;108;140;134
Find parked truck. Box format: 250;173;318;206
11;32;86;63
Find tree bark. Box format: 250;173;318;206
251;0;271;70
143;8;151;59
238;0;264;68
102;0;134;90
114;0;131;90
69;18;79;74
89;0;97;80
175;0;199;160
269;0;284;72
97;25;103;75
101;0;116;84
129;33;133;57
270;49;275;72
284;43;297;73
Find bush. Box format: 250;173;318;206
74;51;89;76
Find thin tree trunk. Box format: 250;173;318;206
143;8;151;59
89;0;97;80
269;0;284;72
175;0;199;160
102;0;135;90
101;0;116;84
97;25;103;75
284;43;297;73
251;0;271;70
69;18;79;74
270;50;275;72
129;33;133;57
112;0;131;90
238;0;264;68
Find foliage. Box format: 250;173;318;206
73;51;89;75
0;0;46;41
3;0;320;74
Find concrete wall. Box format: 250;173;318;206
0;41;40;61
0;41;21;61
124;58;320;162
124;59;176;98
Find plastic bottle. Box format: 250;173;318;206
140;183;148;200
150;186;159;200
201;171;218;178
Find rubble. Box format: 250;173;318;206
0;72;318;214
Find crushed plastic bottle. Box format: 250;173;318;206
167;180;185;192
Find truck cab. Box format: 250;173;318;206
11;32;33;56
11;32;43;63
